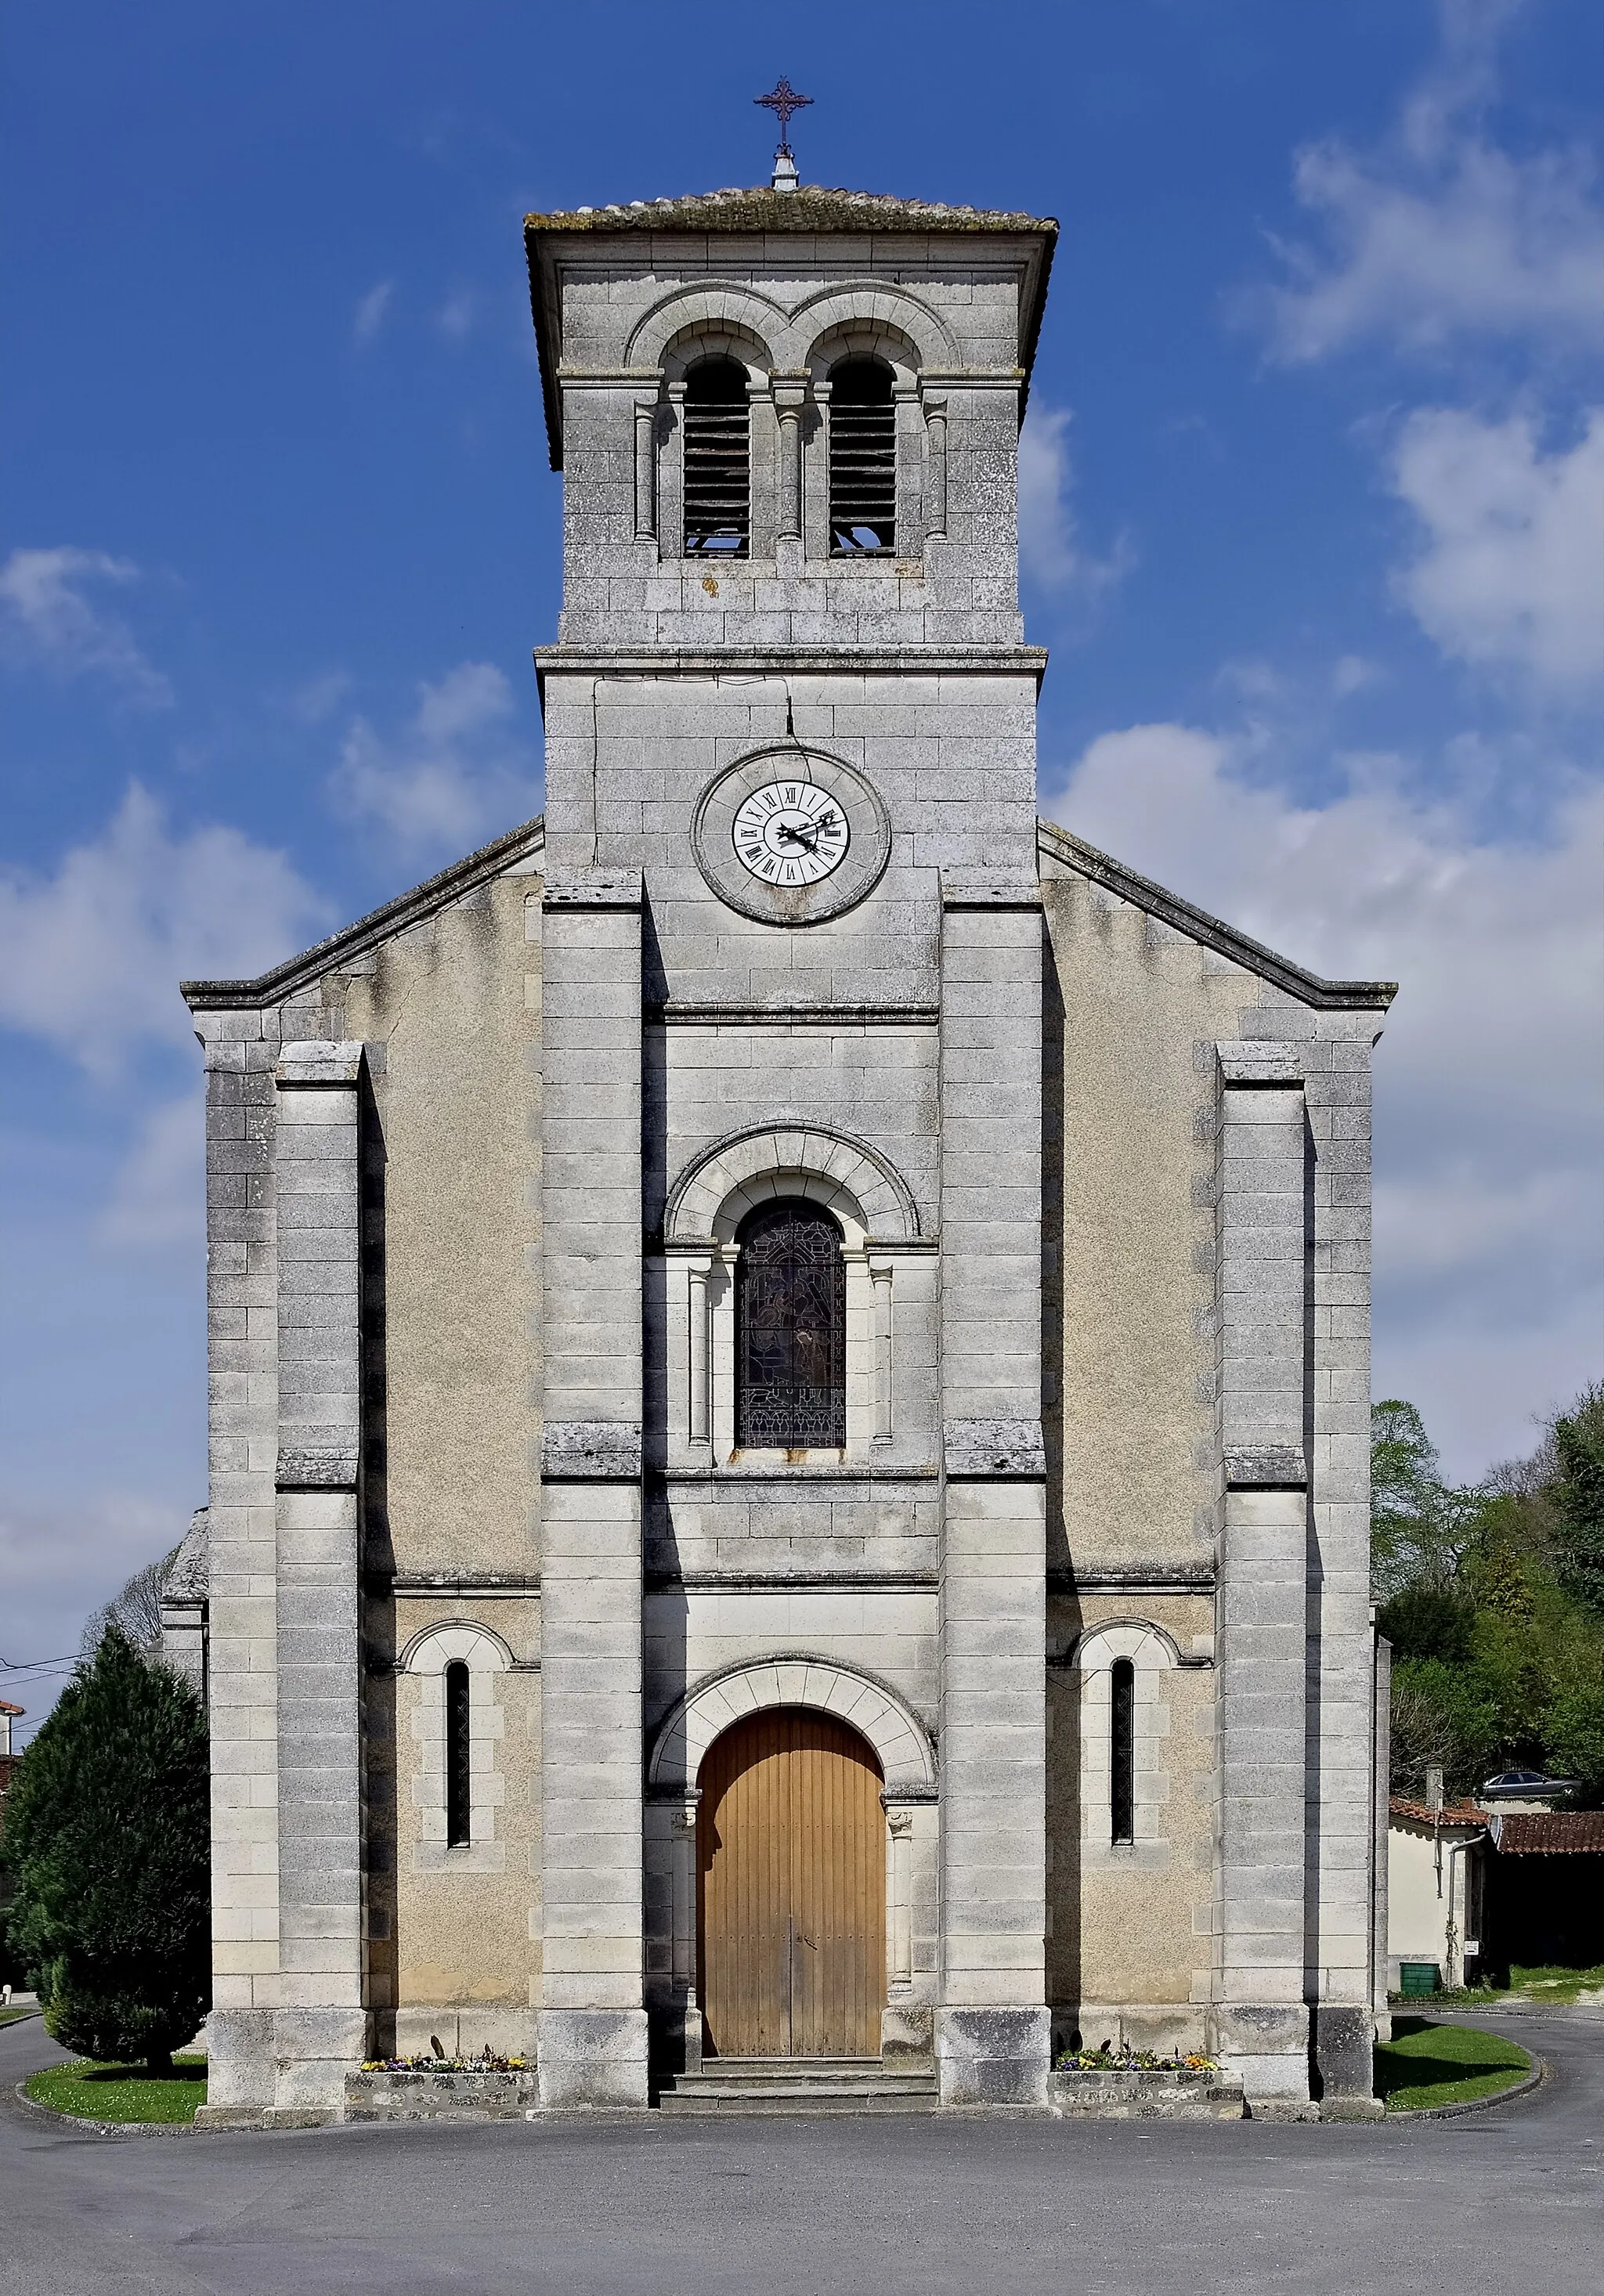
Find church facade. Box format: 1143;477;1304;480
177;175;1395;2121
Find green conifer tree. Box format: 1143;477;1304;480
0;1624;209;2068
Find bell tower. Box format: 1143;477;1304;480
525;168;1060;2108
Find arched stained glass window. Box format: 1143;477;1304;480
735;1200;847;1449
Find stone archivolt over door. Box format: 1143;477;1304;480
697;1709;885;2059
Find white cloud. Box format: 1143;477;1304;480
0;783;326;1077
1389;405;1604;693
0;546;171;703
1257;3;1604;363
97;1089;204;1251
1046;720;1604;1478
435;287;479;342
291;667;353;723
352;279;393;348
1017;406;1135;599
1332;655;1382;699
327;660;539;858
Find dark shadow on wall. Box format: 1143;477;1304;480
359;1063;399;2051
1041;920;1070;1580
642;895;671;1472
1042;905;1080;2049
1300;1106;1326;2101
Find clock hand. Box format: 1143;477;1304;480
776;821;820;851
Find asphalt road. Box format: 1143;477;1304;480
3;2012;1599;2296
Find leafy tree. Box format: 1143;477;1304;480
1553;1382;1604;1616
1376;1583;1476;1666
1369;1399;1481;1600
1;1625;209;2068
1544;1684;1604;1804
1375;1392;1604;1803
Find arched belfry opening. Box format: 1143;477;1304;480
828;356;896;554
735;1199;847;1449
682;356;751;557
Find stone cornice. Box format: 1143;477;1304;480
1037;818;1397;1013
181;816;545;1011
533;646;1049;701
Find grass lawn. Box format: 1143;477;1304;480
1375;2018;1532;2112
1393;1961;1604;2010
23;2056;208;2125
0;2005;40;2028
1508;1962;1604;2004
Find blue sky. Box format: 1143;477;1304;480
3;0;1600;1735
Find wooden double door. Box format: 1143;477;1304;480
698;1709;886;2059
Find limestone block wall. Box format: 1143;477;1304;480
1039;835;1387;2103
1046;1592;1216;2055
388;1606;541;2060
331;868;544;2058
544;233;1037;652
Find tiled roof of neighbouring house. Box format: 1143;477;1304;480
1492;1810;1604;1854
1389;1797;1487;1828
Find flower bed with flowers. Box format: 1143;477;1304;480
1056;2045;1219;2073
346;2046;536;2120
1048;2042;1244;2120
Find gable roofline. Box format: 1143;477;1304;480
524;185;1057;472
180;809;1394;1020
181;817;545;1013
1037;818;1397;1013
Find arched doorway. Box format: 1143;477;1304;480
697;1708;885;2059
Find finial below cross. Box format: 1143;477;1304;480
755;75;813;158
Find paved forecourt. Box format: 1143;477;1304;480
2;2013;1599;2295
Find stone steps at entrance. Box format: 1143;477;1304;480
659;2056;939;2116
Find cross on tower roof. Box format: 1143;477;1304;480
755;75;813;159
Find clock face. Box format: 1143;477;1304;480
732;780;851;886
691;744;890;924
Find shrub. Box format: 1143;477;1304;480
0;1625;209;2069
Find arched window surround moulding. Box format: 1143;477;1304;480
646;1655;937;2011
1067;1619;1179;1873
660;1121;927;1465
647;1653;937;1799
624;280;961;562
398;1620;513;1874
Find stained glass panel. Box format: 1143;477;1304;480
735;1200;847;1449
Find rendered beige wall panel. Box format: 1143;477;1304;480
936;892;1049;2106
341;880;540;1579
1038;874;1249;1571
537;877;648;2107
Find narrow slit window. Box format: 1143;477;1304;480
1110;1659;1135;1845
682;358;750;558
445;1659;471;1847
829;357;896;554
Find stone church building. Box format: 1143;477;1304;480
173;165;1396;2122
